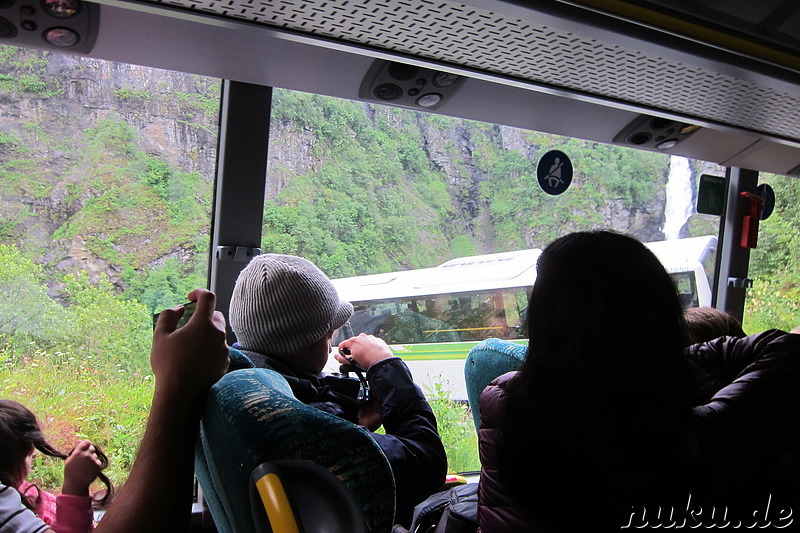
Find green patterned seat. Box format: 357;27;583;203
195;350;396;533
464;338;527;432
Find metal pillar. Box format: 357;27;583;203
713;167;759;321
207;80;272;341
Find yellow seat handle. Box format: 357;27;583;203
254;473;302;533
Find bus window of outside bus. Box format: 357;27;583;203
670;272;698;308
333;289;530;346
0;46;219;490
262;88;723;472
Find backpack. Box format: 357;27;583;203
406;483;478;533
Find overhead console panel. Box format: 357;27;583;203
359;60;468;112
613;115;702;152
0;0;98;53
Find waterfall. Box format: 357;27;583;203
663;156;694;240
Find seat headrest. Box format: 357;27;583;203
464;338;527;431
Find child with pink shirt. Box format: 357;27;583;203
0;400;113;532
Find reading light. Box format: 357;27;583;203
680;124;702;135
433;72;460;88
44;26;79;46
416;93;442;107
656;139;679;150
42;0;80;18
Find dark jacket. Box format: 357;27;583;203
477;330;800;532
237;347;448;527
685;329;800;510
477;371;531;533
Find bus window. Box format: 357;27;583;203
0;45;220;489
330;236;716;402
258;90;722;471
646;235;716;309
0;51;732;480
745;173;800;333
502;290;528;335
334;288;530;346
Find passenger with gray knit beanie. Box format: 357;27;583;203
230;254;353;369
228;254;447;527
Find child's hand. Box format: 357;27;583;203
62;440;102;497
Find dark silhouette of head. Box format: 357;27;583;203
497;231;692;529
684;306;745;345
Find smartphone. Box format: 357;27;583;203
152;301;197;330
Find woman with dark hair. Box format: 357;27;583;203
478;231;800;531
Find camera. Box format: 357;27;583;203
152;301;197;330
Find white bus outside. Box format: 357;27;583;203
329;235;716;400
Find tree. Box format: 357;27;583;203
0;244;72;344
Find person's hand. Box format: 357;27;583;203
335;333;394;370
791;325;800;335
357;398;383;431
151;289;230;407
61;440;102;497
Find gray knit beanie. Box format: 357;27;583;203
229;254;353;356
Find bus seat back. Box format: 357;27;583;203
195;368;396;533
464;339;527;432
228;346;257;370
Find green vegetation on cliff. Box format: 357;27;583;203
264;90;672;278
744;176;800;333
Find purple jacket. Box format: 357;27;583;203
477;330;800;532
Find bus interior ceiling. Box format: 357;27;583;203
2;0;799;177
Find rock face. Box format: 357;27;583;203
266;122;319;199
47;54;220;177
0;47;673;292
0;48;222;290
